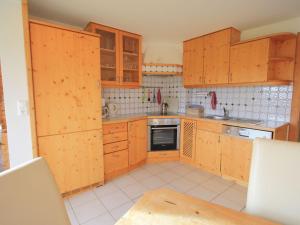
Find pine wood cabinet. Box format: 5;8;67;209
85;22;142;88
39;130;104;194
30;20;104;194
183;38;204;86
229;34;296;84
195;129;221;175
180;119;197;163
183;28;240;87
220;135;253;183
103;122;129;180
128;119;147;166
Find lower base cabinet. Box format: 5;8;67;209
104;150;129;175
220;135;253;183
39;130;104;194
128;119;147;166
195;129;221;175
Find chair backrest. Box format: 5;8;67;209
246;138;300;225
0;157;71;225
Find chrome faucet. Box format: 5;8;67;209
223;107;229;118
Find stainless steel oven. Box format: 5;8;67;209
148;118;180;151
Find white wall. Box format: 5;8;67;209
241;16;300;40
142;40;183;64
0;0;34;167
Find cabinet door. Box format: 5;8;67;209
95;26;120;86
195;130;221;175
128;119;147;166
120;32;142;87
203;29;231;84
180;119;197;163
38;130;104;194
183;38;204;86
230;39;270;83
30;23;102;136
104;149;128;175
220;135;253;183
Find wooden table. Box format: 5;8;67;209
116;188;280;225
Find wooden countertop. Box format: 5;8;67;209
116;188;280;225
102;113;288;131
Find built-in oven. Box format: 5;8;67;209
148;118;180;151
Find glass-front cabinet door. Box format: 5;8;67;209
120;32;142;86
95;27;119;85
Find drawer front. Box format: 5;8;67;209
104;150;129;174
103;132;128;144
103;123;127;135
104;140;128;154
197;120;222;133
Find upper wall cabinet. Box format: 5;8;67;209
86;22;142;88
229;33;296;85
183;28;240;87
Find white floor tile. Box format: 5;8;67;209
93;182;119;198
211;195;244;211
120;182;147;199
185;171;213;184
69;190;97;208
82;212;115;225
159;161;181;169
73;199;107;224
110;202;134;221
169;165;191;176
217;186;247;205
112;175;137;189
186;185;219;201
129;168;153;180
201;177;233;193
99;190;131;210
143;164;165;175
65;202;79;225
140;175;165;190
157;170;180;182
169;177;198;193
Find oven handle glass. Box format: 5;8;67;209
151;127;178;130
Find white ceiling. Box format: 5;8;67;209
28;0;300;42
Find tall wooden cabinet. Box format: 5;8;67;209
85;22;142;88
128;119;147;166
183;28;240;87
30;20;104;194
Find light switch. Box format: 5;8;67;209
17;100;28;116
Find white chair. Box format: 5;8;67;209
245;138;300;225
0;157;71;225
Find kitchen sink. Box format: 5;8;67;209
204;115;230;120
204;115;262;125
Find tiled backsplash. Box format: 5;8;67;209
102;76;293;123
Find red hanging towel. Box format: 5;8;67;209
210;91;217;110
157;88;161;104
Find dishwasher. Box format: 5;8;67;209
222;125;273;139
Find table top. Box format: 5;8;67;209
115;188;280;225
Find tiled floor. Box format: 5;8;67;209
64;161;247;225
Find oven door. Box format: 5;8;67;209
150;125;178;151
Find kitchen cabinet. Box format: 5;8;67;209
230;33;296;84
195;129;221;175
30;20;104;194
183;37;204;86
180;119;197;163
183;28;240;87
39;130;103;194
128;119;147;167
220;135;252;183
85;22;142;88
103;122;129;180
